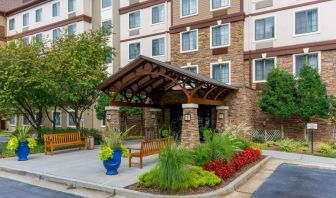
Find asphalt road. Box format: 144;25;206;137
253;163;336;198
0;177;83;198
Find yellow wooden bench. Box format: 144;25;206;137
44;132;87;155
128;137;172;168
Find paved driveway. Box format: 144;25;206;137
0;177;82;198
253;164;336;198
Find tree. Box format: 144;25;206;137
0;38;55;130
329;96;336;135
259;68;297;137
297;66;329;140
47;29;113;130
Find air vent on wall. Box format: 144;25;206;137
255;0;273;10
129;29;140;36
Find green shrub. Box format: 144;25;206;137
160;126;170;138
252;134;265;143
231;137;251;150
138;168;159;188
275;139;301;152
98;146;113;160
318;143;334;154
201;128;213;142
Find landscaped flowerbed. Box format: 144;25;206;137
127;129;263;195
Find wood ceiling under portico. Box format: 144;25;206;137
98;56;238;107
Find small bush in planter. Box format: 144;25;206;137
7;127;37;161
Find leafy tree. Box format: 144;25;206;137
259;68;297;137
95;93;110;121
297;66;329;139
47;28;113;130
329;96;336;134
0;38;55;130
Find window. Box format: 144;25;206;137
106;50;113;64
129;11;140;29
295;9;318;35
211;24;230;48
52;2;60;17
102;0;112;8
9;116;16;126
102;19;112;35
23;115;30;126
68;0;76;12
52;111;61;126
254;58;275;82
35;8;42;23
53;28;61;41
152;4;165;24
181;0;197;17
183;66;198;73
9;19;15;31
211;0;230;10
212;62;230;84
101;119;106;127
129;42;140;60
23;36;30;44
181;30;198;52
35;33;43;42
23;13;29;27
294;52;319;77
255;16;274;41
152;37;165;56
68;24;77;35
68;111;76;127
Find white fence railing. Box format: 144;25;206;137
250;129;282;141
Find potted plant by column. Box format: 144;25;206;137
98;126;133;175
7;127;37;161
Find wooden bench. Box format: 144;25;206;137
44;132;87;155
128;137;172;168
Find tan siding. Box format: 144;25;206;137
172;0;241;26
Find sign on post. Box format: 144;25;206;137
307;123;318;130
307;123;318;154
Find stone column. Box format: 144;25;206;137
181;104;200;147
216;106;229;132
105;106;120;132
144;108;162;140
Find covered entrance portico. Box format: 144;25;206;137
98;56;238;147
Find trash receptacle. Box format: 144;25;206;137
87;136;94;150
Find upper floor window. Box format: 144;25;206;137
181;0;198;17
52;2;60;17
183;66;198;73
9;19;15;31
106;50;113;64
68;24;77;35
255;16;274;41
295;8;318;35
152;37;165;56
53;28;61;41
129;11;140;29
152;4;165;24
68;0;76;12
181;30;198;52
102;19;112;35
294;52;319;77
211;24;230;48
129;42;141;60
102;0;112;8
212;62;230;84
35;8;42;23
23;13;29;27
254;58;275;82
211;0;230;11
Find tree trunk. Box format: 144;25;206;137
304;122;308;141
281;118;284;139
53;106;56;130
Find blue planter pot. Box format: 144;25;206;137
103;148;122;175
15;142;30;161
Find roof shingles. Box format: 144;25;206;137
0;0;40;13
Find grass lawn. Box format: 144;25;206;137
0;131;13;137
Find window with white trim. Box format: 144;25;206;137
129;11;140;29
9;116;16;126
211;24;230;48
102;19;112;35
152;4;165;24
181;0;197;17
23;13;29;27
294;52;319;77
52;2;60;17
181;30;198;52
68;0;76;12
68;23;77;35
211;0;229;10
106;49;113;64
255;16;274;41
52;111;61;127
152;37;165;56
23;36;30;44
183;66;198;73
9;18;15;31
35;33;43;42
212;63;230;84
52;28;61;41
102;0;111;8
23;115;30;126
68;111;76;127
35;8;42;23
129;42;140;60
254;58;275;82
295;8;318;35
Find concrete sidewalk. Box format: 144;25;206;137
263;150;336;166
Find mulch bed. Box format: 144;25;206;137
126;156;265;196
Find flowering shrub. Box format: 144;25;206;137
98;146;113;161
6;137;19;151
203;147;261;180
27;138;37;149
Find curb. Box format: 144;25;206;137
0;156;271;198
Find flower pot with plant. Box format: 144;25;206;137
7;127;37;161
98;126;133;175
